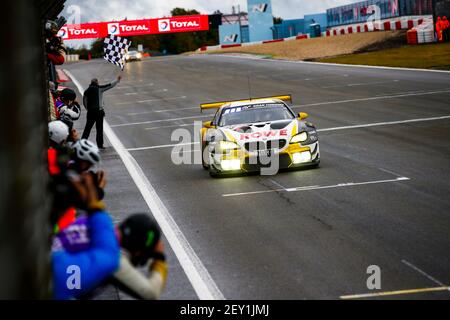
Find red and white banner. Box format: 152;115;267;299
58;22;104;40
57;15;209;40
106;19;152;37
151;15;209;34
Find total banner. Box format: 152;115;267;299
57;15;210;40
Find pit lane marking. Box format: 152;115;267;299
340;286;450;299
222;177;410;197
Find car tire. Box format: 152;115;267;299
209;170;221;178
201;143;209;170
311;160;320;168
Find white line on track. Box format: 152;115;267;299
146;123;195;131
129;106;199;116
377;167;405;178
126;115;450;151
222;177;410;197
111;114;211;128
317;115;450;132
322;79;400;89
116;95;186;105
112;89;450;119
110;89;168;97
293;89;450;108
127;142;195;152
209;54;450;74
65;69;225;301
117;83;154;89
267;178;288;190
401;260;449;289
171;148;201;154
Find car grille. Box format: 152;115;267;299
244;139;287;152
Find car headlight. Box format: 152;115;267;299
221;159;241;171
137;53;142;59
219;141;239;150
293;151;312;164
290;132;308;144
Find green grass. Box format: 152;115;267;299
318;42;450;70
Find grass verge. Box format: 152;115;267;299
316;42;450;70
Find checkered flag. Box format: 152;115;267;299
103;35;132;70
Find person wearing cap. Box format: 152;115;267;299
112;214;168;300
82;76;121;150
57;88;81;121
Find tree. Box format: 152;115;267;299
171;8;200;16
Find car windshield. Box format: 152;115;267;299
219;103;294;126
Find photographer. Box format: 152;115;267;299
45;20;66;66
51;172;120;300
112;214;168;300
52;213;168;300
69;139;106;200
48;120;70;176
57;88;81;121
59;113;80;146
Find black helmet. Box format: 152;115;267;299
60;88;77;101
119;214;161;266
45;20;59;34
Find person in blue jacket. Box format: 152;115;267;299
51;172;120;300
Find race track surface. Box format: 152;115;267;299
66;55;450;300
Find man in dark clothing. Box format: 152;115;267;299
82;76;121;149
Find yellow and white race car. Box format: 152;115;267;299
199;95;320;177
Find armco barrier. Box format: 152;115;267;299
326;15;432;37
65;54;79;62
405;16;434;44
199;33;311;51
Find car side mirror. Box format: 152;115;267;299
298;112;309;120
203;121;213;128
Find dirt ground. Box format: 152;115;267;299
204;31;405;61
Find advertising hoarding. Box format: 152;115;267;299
57;15;210;40
247;0;274;42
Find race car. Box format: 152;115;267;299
125;50;142;62
199;95;320;177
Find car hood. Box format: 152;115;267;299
220;119;300;146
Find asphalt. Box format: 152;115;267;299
65;54;450;300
